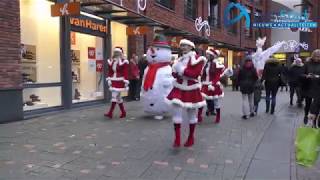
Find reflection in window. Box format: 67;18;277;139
156;0;175;10
208;0;220;27
185;0;197;20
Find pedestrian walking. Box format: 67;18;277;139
301;49;320;124
288;58;304;107
137;54;148;100
104;47;129;119
128;54;140;101
280;64;289;92
238;56;258;119
262;58;281;114
166;39;206;148
231;64;240;91
254;79;264;114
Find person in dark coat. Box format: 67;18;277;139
231;64;240;91
137;54;148;100
262;58;281;114
279;64;289;92
288;58;304;107
238;57;258;119
254;79;264;114
300;49;320;124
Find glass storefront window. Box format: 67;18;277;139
20;0;61;84
71;32;105;103
23;87;62;111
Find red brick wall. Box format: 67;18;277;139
109;0;269;53
0;0;21;89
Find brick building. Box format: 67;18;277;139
1;0;318;122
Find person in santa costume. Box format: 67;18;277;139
104;47;129;119
165;39;206;147
198;49;231;124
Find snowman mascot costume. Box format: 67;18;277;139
166;39;206;148
104;47;129;119
141;35;174;119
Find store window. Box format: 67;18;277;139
156;0;175;10
185;0;197;20
23;87;62;111
71;32;105;103
20;0;62;111
20;0;61;84
208;0;220;27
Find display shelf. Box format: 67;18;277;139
22;59;37;64
72;62;80;65
23;102;48;111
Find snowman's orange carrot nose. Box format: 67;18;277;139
150;47;155;54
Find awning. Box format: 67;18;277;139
79;0;167;27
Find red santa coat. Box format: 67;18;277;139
210;59;225;98
106;58;129;92
166;51;206;109
200;60;216;100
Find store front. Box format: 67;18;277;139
20;0;110;116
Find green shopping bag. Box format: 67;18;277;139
295;126;320;167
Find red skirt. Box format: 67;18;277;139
109;80;128;92
166;87;206;109
201;84;215;99
212;83;224;98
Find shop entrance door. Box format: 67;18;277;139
70;31;105;103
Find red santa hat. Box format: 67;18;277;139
114;46;124;53
206;48;220;57
179;39;195;48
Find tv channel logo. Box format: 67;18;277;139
224;2;250;28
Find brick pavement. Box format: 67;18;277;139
0;89;318;180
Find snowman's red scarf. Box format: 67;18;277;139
143;62;170;91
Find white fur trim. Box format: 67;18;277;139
191;56;207;66
206;50;214;56
220;68;233;78
208;85;215;91
107;59;112;65
114;48;123;53
107;77;127;81
173;81;201;91
109;87;129;92
180;39;195;48
201;93;215;100
212;92;224;99
165;98;206;109
119;59;129;66
201;81;212;85
214;59;225;69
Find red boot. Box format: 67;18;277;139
104;102;116;118
173;123;181;148
184;124;196;147
215;108;220;123
197;107;203;123
119;103;126;118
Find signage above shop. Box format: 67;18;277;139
51;2;80;17
126;26;149;35
70;15;107;35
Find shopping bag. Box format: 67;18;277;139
295;126;320;167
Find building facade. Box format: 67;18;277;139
0;0;296;123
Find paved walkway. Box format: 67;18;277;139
0;89;319;180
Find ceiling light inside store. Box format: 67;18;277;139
80;12;104;20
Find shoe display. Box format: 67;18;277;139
30;94;40;102
74;89;81;100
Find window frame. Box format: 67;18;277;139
184;0;198;20
155;0;175;10
208;0;221;28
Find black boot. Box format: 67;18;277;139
303;116;308;125
290;98;293;106
270;104;275;114
266;100;270;113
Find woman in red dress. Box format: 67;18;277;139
166;39;206;147
104;47;129;119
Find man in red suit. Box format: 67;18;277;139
104;47;129;119
166;39;206;148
